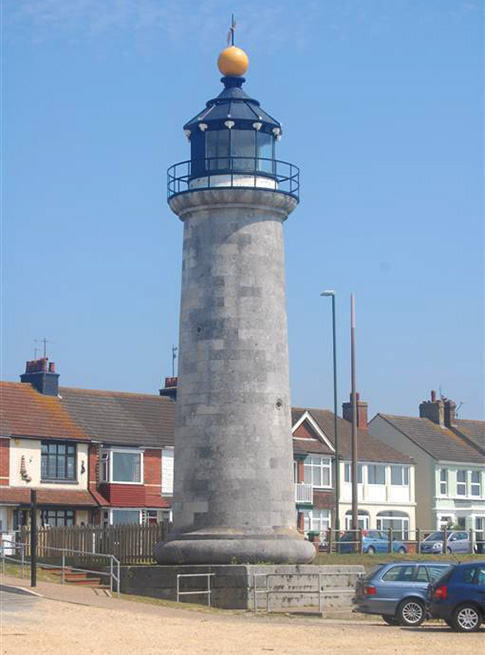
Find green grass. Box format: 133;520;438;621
3;561;61;583
313;551;482;570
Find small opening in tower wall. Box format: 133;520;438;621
275;398;283;409
196;326;202;334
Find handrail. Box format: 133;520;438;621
167;157;299;202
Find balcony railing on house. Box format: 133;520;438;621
294;483;313;505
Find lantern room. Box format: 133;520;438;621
167;45;299;200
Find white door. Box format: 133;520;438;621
0;509;7;533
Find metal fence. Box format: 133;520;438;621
312;528;485;555
1;541;121;598
18;522;171;564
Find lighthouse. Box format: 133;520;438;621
154;42;315;564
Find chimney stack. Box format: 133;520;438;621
443;398;456;427
159;376;178;400
20;358;60;396
342;392;368;430
419;390;444;427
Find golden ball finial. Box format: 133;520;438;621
218;46;249;76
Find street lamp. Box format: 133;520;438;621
320;290;340;533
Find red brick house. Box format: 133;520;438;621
0;359;175;532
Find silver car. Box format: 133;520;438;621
420;531;474;554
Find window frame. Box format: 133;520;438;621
99;448;144;485
439;468;448;496
456;470;467;497
41;509;75;527
344;463;363;484
367;464;386;485
204;127;275;173
390;465;409;486
471;471;481;497
303;455;332;489
41;441;77;482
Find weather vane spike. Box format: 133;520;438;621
227;14;236;46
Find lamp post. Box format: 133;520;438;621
320;291;340;533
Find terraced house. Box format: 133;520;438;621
369;391;485;533
292;396;416;539
0;359;175;533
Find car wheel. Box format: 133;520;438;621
367;546;376;555
452;604;482;632
382;615;399;626
397;599;425;627
397;546;406;554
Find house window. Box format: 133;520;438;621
161;448;174;494
303;455;331;488
390;466;409;486
41;442;76;481
301;509;330;535
111;509;141;525
471;471;481;497
100;449;143;484
41;510;75;527
344;463;363;483
376;511;410;540
456;470;467;496
368;464;385;485
344;510;369;531
439;469;448;495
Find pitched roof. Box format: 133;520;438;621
375;414;484;464
0;487;98;507
292;407;412;464
0;382;89;442
58;387;175;448
454;419;485;456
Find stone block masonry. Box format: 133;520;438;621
120;564;364;611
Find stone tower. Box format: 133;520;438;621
154;44;314;565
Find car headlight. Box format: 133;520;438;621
432;542;442;550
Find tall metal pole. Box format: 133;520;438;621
321;291;340;534
350;294;359;535
331;294;340;533
30;489;37;587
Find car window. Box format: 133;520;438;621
427;565;452;582
367;531;379;539
463;567;476;584
477;568;485;587
382;565;415;582
425;532;442;541
415;566;429;582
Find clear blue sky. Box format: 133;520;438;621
3;1;484;419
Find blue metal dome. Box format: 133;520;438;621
183;76;282;137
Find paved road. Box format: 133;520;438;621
0;587;40;616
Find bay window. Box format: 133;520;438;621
344;463;363;484
100;449;143;484
304;455;331;488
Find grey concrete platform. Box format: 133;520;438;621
120;563;364;611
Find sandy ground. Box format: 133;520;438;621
1;592;483;655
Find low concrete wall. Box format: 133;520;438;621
120;564;364;611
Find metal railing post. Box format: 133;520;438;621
318;573;322;614
21;543;25;578
61;550;65;585
207;573;211;608
117;559;120;599
110;557;113;595
176;574;180;603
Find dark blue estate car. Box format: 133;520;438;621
353;561;453;626
428;561;485;632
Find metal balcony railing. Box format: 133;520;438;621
294;483;313;504
167;157;299;202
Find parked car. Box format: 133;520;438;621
428;561;485;632
353;561;454;626
338;530;408;555
420;530;475;554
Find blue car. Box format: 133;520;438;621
338;530;408;555
353;561;454;626
428;561;485;631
